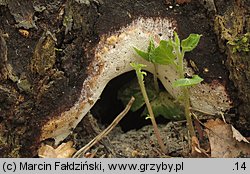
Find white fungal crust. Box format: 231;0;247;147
190;81;232;114
41;17;232;144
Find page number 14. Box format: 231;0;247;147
234;162;246;171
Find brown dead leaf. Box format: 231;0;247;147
231;125;249;143
205;119;250;157
38;141;76;158
191;136;210;157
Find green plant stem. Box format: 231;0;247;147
153;63;160;94
137;75;167;153
177;50;184;76
176;50;195;137
183;86;195;137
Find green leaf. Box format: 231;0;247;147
134;38;156;62
181;34;202;52
148;38;156;62
151;40;176;65
134;47;149;61
173;75;203;87
145;114;151;120
147;38;156;54
142;92;184;120
174;32;180;47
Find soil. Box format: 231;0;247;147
0;0;249;157
69;113;198;158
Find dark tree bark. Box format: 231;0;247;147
0;0;249;157
214;0;250;131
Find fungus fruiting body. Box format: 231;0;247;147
41;17;232;144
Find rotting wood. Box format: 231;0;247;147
0;0;245;157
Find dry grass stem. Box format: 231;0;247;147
73;97;135;158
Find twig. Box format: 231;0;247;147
219;111;227;123
73;97;135;158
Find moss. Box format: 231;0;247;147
228;32;250;53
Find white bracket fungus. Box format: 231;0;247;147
40;17;232;144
